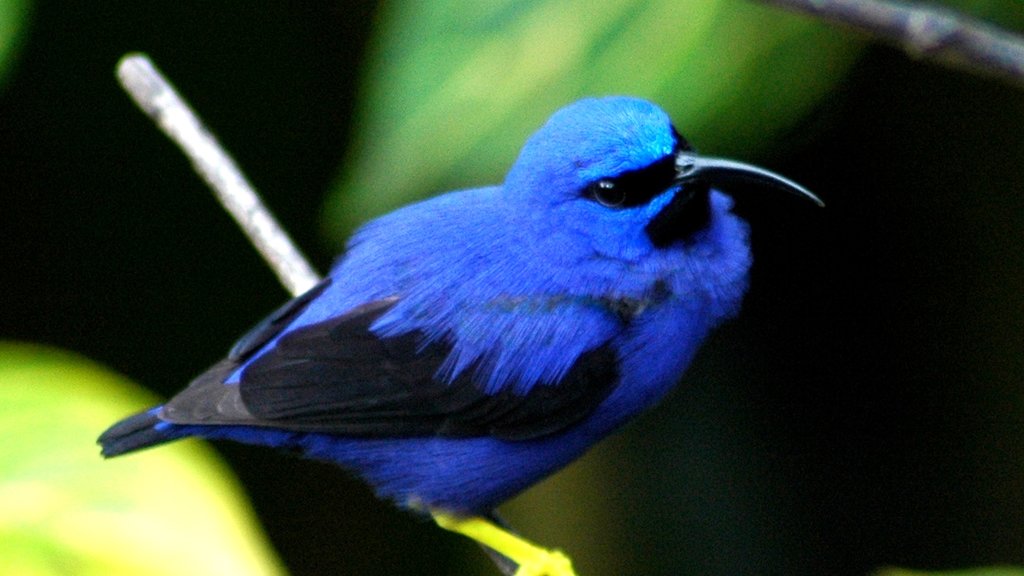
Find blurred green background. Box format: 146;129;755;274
2;1;1024;575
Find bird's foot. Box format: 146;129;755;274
431;510;577;576
510;547;574;576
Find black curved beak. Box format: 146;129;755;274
645;152;821;247
674;153;823;207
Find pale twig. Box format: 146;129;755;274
759;0;1024;88
116;53;321;297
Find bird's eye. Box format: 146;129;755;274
589;180;626;208
583;154;677;210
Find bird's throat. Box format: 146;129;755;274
644;182;711;247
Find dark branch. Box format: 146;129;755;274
759;0;1024;88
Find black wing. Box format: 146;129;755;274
163;293;619;441
228;277;332;360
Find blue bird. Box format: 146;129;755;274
99;96;818;576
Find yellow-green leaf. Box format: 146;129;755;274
0;342;286;576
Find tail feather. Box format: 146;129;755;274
98;408;176;457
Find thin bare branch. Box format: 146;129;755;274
759;0;1024;88
116;53;321;297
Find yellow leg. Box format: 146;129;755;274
431;510;577;576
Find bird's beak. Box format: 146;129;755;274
645;152;821;247
674;153;823;207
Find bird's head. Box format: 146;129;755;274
504;97;820;262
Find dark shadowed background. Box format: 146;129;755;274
2;2;1023;575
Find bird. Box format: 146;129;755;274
99;96;819;576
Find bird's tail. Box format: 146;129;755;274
98;407;178;457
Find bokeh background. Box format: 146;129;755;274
2;1;1024;575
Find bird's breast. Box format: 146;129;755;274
591;293;717;430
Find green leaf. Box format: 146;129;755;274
325;0;863;240
0;342;287;576
0;0;31;88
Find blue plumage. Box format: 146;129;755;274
99;96;814;519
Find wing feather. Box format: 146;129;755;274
163;293;619;441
